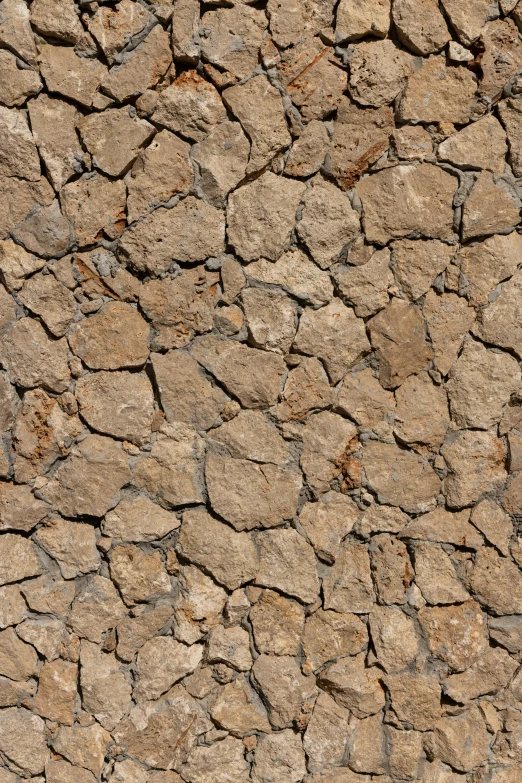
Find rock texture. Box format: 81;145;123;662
0;3;520;782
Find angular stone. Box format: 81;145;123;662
393;124;433;160
223;74;291;174
209;675;271;736
36;518;99;579
433;707;490;772
52;723;111;777
438;114;507;172
46;761;97;783
358;163;456;245
171;0;199;62
348;39;414;107
459;231;522;307
120;198;225;276
0;676;35;709
393;0;450;54
0;107;39;181
22;575;75;616
357;503;409;537
399;55;477;123
489;615;522;653
102;24;171;102
441;429;506;508
60;173;126;247
210;410;287;465
363;440;440;513
413;541;469;604
200;5;266;79
304;691;350;770
299;492;359;564
285;120;330;178
277;358;334;423
0;534;42;586
297;181;360;270
0;238;45;292
348;712;386;775
104;497;179;543
337;248;392;317
480;18;522;102
252;653;317;729
303;609;368;673
499;97;522;177
174;565;226;644
463;171;521;241
69;302;149;370
252;731;307;783
445;646;517;703
474;267;522;357
336;0;390;40
40;44;107;107
33;659;77;725
256;528;319;604
369;605;420;673
250;590;304;656
189;122;250;211
471;499;512;556
0;584;28;628
116;605;173;662
323;540;374;613
335;369;395;430
441;0;491;44
370;534;411;605
0;626;37;680
11;198;72;258
17;615;66;660
423;290;475;376
400;507;482;548
300;411;357;496
242;287;296;354
0;708;49;776
384;673;441;731
68;575;127;643
0;176;54;241
206;624;252;671
18;273;76;338
153;70;226;143
247;250;333;307
30;0;82;42
468;546;522;615
394;372;450;449
109;544;171;605
318;653;386;717
419;600;488;671
0;0;38;65
80;641;130;729
134;637;202;701
87;0;150;64
78;107;154;178
393;239;455;301
0;483;48;533
184;735;250;783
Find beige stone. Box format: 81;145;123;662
0;482;49;533
480;19;522;102
116;605;173;661
0;106;39;181
256;528;319;604
171;0;199;62
433;707;490;772
419;600;488;671
0;0;38;65
318;653;386;717
299;492;359;564
60;173;126;247
0;239;44;292
12;199;72;258
78;107;154;178
441;429;506;508
335;369;395;430
304;692;350;769
356;503;409;537
40;44;107;107
474;269;522;357
46;760;97;783
438;114;507;172
463;171;521;241
370;534;411;605
277;357;334;422
399;56;477;124
17;615;66;660
393;0;450;54
0;584;28;628
300;411;358;497
369;605;420;673
80;641;130;729
336;0;390;40
22;575;75;616
285;120;330;178
470;499;512;556
200;5;266;79
68;575;127;643
153;70;226;142
250;590;305;656
69;302;149;370
102;25;171;102
87;0;150;64
134;637;202;701
104;497;178;543
0;533;42;586
393;238;455;301
384;672;441;730
210;675;271;735
423;290;475;376
33;659;77;725
394;372;450;448
0;677;35;708
0;176;54;241
441;0;491;44
206;624;252;671
468;546;522;615
445;646;518;703
499;97;522;177
184;736;250;783
303;609;368;673
173;565;226;644
52;722;111;777
0;708;49;776
0;626;38;680
363;440;440;513
252;653;317;729
191;121;249;209
394;124;433;160
242;287;297;353
210;410;287;465
413;542;469;604
18;273;76;338
323;540;375;613
247;250;333;307
399;507;483;547
336;248;392;317
297;180;359;270
36;518;99;579
460;231;522;306
30;0;82;42
0;48;41;106
1;317;71;393
252;730;307;783
348;39;414;107
109;545;170;605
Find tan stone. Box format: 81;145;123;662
184;736;250;783
463;171;521;241
210;675;271;735
468;546;522;615
394;372;450;449
323;540;375;613
22;575;75;616
0;584;28;628
18;273;76;338
498;97;522;177
250;590;304;656
413;542;469;604
0;176;54;241
191;121;249;209
0;533;42;586
399;56;477;123
480;19;522;102
369;605;420;673
348;39;414;107
445;646;517;703
285;120;330;178
393;239;455;301
0;0;38;65
78;107;154;178
336;0;390;40
87;0;150;63
46;760;97;783
384;673;441;730
438;114;507;172
348;713;386;775
277;358;335;422
474;269;522;357
393;124;433;160
419;600;488;671
36;518;99;579
441;0;491;44
40;44;107;107
299;492;359;564
152;70;226;142
0;48;41;106
433;707;490;772
17;615;66;660
303;609;368;673
423;290;475;376
104;498;178;544
460;231;522;306
0;626;38;680
171;0;199;62
33;659;77;725
0;106;39;181
210;411;285;465
318;653;386;717
357;503;409;537
399;507;482;548
80;641;130;729
242;287;297;354
471;499;512;557
0;482;49;533
11;199;72;258
68;575;127;643
363;440;440;513
255;528;319;604
206;624;252;671
489;615;522;653
116;605;173;661
297;180;359;270
0;708;49;776
60;173;126;247
173;565;226;644
30;0;82;42
252;653;317;729
393;0;450;54
0;239;44;292
134;637;202;701
304;692;350;770
102;25;171;102
0;677;35;708
200;5;266;79
69;302;149;370
335;369;395;430
223;74;291;174
109;545;171;605
52;722;111;777
336;248;392;317
247;250;333;307
441;429;506;508
369;534;411;605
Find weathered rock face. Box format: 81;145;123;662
1;3;520;780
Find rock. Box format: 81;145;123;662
336;248;393;316
336;0;390;40
423;290;475;376
363;440;440;512
11;198;72;258
0;708;49;775
392;0;450;54
250;590;305;656
44;434;130;518
299;492;359;564
489;615;522;653
52;722;111;777
68;575;127;643
200;5;266;79
103;497;178;544
294;299;370;384
87;0;150;63
21;574;75;616
242;287;297;353
183;736;250;783
335;369;395;430
357;163;456;245
460;231;522;306
398;56;477;123
433;707;490;772
191;121;249;209
498;97;522;177
252;731;307;783
474;267;522;357
36;518;100;579
0;0;38;65
348;713;386;775
110;545;170;605
471;499;512;556
285;120;330;178
33;659;77;725
300;411;357;496
247;250;333;308
440;0;491;44
348;39;414;107
329;98;394;190
394;372;450;449
298;182;360;271
78;107;155;178
76;371;154;446
393;124;433;160
357;503;409;537
252;653;317;729
277;358;334;422
228;172;305;263
0;107;40;181
120;198;225;276
80;641;130;729
399;507;483;547
209;675;271;735
0;239;45;292
0;626;38;680
304;691;350;769
30;0;82;42
0;483;49;533
0;534;42;586
393;239;455;301
173;565;226;644
0;176;54;241
17;615;66;660
468;546;522;615
438;114;507;172
102;24;171;102
116;605;173;661
383;673;441;730
206;624;252;671
322;540;375;613
278;38;347;121
302;609;368;673
39;44;107;107
210;410;287;464
318;653;386;717
171;0;199;62
413;542;469;604
223;74;291;174
369;605;420;673
134;637;202;701
178;508;258;590
127;130;193;222
419;600;488;671
18;273;76;338
464;171;521;241
0;584;28;628
46;761;97;783
60;173;126;247
479;19;522;102
445;646;518;702
441;429;506;508
369;534;411;605
152;70;225;143
69;302;149;370
255;528;319;604
0;49;41;106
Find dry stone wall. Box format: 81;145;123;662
1;0;522;781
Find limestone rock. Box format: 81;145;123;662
210;410;287;465
173;565;226;644
255;528;319;604
438;114;507;172
0;239;45;292
200;5;266;79
134;637;202;701
171;0;200;62
209;675;271;735
22;575;75;616
322;540;375;613
336;248;392;316
104;498;178;544
0;482;49;533
0;708;49;776
433;707;490;772
102;25;171;102
441;429;506;508
459;231;522;306
206;624;252;671
46;761;97;783
0;533;42;586
398;56;477;124
242;287;297;354
40;44;107;107
363;440;440;513
413;542;469;604
30;0;82;42
0;0;38;65
183;736;250;783
479;19;522;102
303;691;350;769
277;358;334;422
252;653;317;729
393;239;455;301
0;626;38;680
33;659;77;725
336;0;390;40
441;0;492;44
18;272;76;338
318;653;386;717
69;302;149;370
369;605;420;673
0;584;28;628
252;730;307;783
116;605;173;661
285;120;330;178
299;492;359;564
250;590;305;656
36;518;100;579
153;70;226;143
348;39;414;107
247;250;333;307
370;534;411;605
470;499;512;556
393;124;433;160
78;107;155;178
394;372;450;449
0;107;40;181
424;290;475;376
11;199;72;258
87;0;150;64
444;646;518;702
498;97;522;177
463;171;521;241
473;269;522;357
335;368;395;429
68;575;126;643
357;503;409;537
399;507;483;548
52;722;111;777
191;121;249;209
60;173;126;247
489;615;522;653
302;609;368;673
392;0;450;54
468;546;522;615
419;600;488;671
0;176;54;241
383;673;441;730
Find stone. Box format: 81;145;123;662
256;528;319;604
190;121;249;209
419;600;488;671
206;624;252;671
0;48;41;106
11;199;72;258
250;590;305;656
18;273;76;338
252;731;307;783
0;483;49;532
480;19;522;102
247;250;333;307
384;673;441;731
445;646;518;702
0;708;49;775
116;605;173;661
173;565;226;644
471;499;512;556
78;107;155;178
358;163;456;245
52;723;111;777
68;575;127;643
102;25;172;102
433;707;490;772
0;176;54;240
438;114;507;172
304;691;350;769
0;239;44;292
242;287;297;354
370;534;411;605
223;74;291;174
228;172;304;263
318;653;386;717
178;508;258;590
392;0;450;54
348;713;386;775
0;534;42;586
153;70;226;143
441;429;506;508
33;659;77;725
294;299;370;384
302;609;368;673
69;302;149;370
468;546;522;615
200;5;266;79
0;0;38;65
489;615;522;653
0;626;38;680
440;0;491;44
277;358;334;422
44;434;130;518
423;290;475;376
336;248;393;316
413;542;469;604
394;124;433;160
183;736;250;783
335;369;395;430
498;97;522;177
30;0;82;42
87;0;150;64
46;761;97;783
76;371;154;446
0;107;40;181
0;678;35;708
336;0;390;40
297;180;359;270
210;410;287;465
134;637;203;701
348;39;414;107
60;173;126;247
459;231;522;306
36;518;99;579
363;440;440;513
39;44;107;107
209;675;271;735
127;130;193;222
171;0;199;62
22;575;75;616
394;372;450;449
369;605;420;673
299;492;359;564
474;268;522;357
104;497;178;543
0;283;15;341
120;198;225;276
252;653;317;729
463;172;521;240
393;239;455;301
285;120;330;178
300;411;357;496
17;616;65;660
357;503;409;537
399;507;483;547
0;584;28;628
322;540;375;613
398;56;477;124
109;545;171;605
